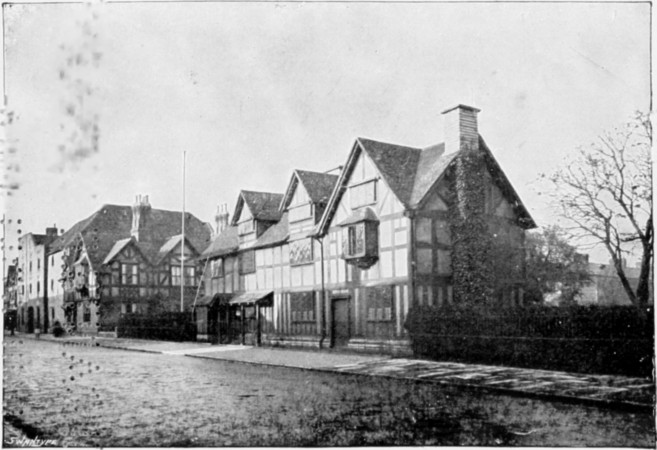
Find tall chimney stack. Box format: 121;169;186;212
131;194;152;241
214;203;230;237
441;104;481;155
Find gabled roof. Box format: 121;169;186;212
155;234;201;265
231;190;284;225
357;138;423;208
317;135;536;236
103;238;133;265
49;203;212;269
477;137;536;229
280;170;339;211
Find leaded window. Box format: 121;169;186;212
289;238;313;266
240;251;256;275
121;263;139;285
290;292;315;323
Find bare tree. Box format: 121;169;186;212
549;112;652;306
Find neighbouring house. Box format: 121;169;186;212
198;104;536;354
3;260;19;330
48;195;212;335
16;228;59;333
578;258;653;306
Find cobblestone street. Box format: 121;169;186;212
3;337;655;447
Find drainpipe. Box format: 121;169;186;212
405;209;416;309
316;236;327;349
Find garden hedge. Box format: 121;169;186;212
404;304;654;377
117;312;196;342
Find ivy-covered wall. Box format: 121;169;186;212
448;145;495;305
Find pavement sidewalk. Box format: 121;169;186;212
11;331;654;412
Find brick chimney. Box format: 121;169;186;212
441;104;481;154
214;203;230;237
131;194;152;241
45;226;58;238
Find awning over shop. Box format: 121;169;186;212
228;291;273;307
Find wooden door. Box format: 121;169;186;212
27;307;34;334
331;297;350;347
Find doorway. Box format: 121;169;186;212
331;296;350;347
26;307;35;334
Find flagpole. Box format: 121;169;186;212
181;150;186;312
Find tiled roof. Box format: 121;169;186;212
317;135;536;236
295;170;339;205
338;207;379;226
240;191;284;222
253;212;289;249
48;203;211;269
201;213;290;260
410;143;458;206
200;226;239;259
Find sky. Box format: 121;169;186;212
1;0;651;269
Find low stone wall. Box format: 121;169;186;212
347;338;413;356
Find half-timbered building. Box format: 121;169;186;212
49;195;212;334
199;105;536;354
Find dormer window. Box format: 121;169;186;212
339;207;379;269
238;219;255;236
350;179;377;209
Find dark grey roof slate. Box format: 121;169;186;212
295;170;339;205
241;191;284;222
48;204;211;268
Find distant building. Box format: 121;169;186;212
3;260;19;330
198;104;536;354
579;258;653;306
48;196;212;335
16;228;59;333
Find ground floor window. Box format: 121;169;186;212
366;286;393;322
290;291;315;323
83;304;91;322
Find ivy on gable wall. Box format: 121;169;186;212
447;145;496;305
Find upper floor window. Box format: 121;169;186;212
350;179;377;209
121;263;138;285
37;259;40;270
171;266;182;286
184;266;196;285
238;219;255;236
289;238;314;266
239;251;256;275
211;259;224;278
340;209;379;269
344;223;366;258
